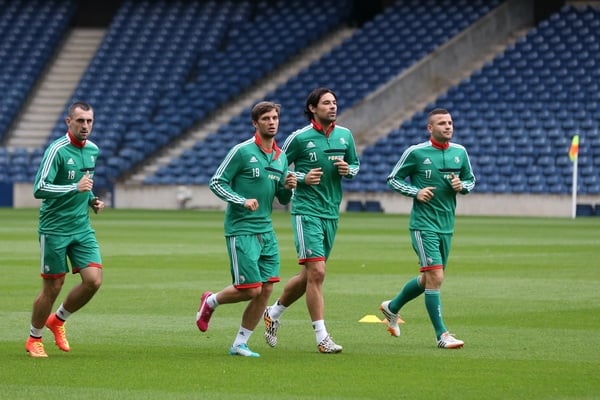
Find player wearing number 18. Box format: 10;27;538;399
25;101;105;358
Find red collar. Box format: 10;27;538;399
430;137;449;150
254;133;282;160
311;119;335;137
67;131;86;148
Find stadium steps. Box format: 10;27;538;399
5;28;105;150
125;26;357;185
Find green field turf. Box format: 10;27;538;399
1;208;599;399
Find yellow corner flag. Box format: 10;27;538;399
569;134;579;162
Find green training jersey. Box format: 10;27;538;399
34;133;99;235
209;136;293;236
387;140;475;233
282;122;359;219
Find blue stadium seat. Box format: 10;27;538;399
364;200;384;212
576;204;594;216
346;200;365;212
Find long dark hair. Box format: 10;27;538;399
304;87;337;122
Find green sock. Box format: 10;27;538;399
424;289;447;339
389;276;424;312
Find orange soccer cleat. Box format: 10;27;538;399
25;337;48;358
46;314;70;352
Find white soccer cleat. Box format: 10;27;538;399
379;300;400;337
437;332;464;349
317;335;343;354
263;307;280;347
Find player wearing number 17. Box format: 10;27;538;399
380;108;475;349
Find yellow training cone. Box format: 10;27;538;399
359;315;384;323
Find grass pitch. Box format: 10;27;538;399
0;208;599;399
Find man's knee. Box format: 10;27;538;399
81;268;103;291
306;261;326;283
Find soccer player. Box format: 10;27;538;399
25;101;105;357
379;108;475;349
196;101;297;357
263;87;360;353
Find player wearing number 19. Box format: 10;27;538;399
25;101;105;358
380;108;475;349
196;101;296;358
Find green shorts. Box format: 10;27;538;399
39;231;102;278
410;230;452;272
291;214;338;264
225;231;280;289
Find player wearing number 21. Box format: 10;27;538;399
196;101;296;358
380;108;475;349
263;87;360;354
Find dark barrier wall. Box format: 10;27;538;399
0;182;13;207
533;0;565;24
73;0;122;27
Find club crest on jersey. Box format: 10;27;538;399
339;138;346;145
454;156;460;163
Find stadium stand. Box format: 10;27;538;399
0;0;74;145
149;0;503;185
351;4;600;194
44;0;354;189
1;1;599;199
0;0;74;183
